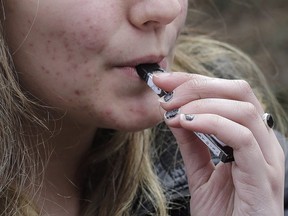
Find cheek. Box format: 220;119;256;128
59;2;119;51
69;18;109;50
17;24;112;104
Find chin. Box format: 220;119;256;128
108;114;163;132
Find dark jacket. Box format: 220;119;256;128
153;124;288;215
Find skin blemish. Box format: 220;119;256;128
72;64;78;70
41;66;50;74
105;110;112;116
81;33;88;39
66;54;73;62
63;39;70;49
74;90;81;96
83;59;89;64
57;31;66;37
51;47;58;61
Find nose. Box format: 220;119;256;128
129;0;182;30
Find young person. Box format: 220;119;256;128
0;1;286;215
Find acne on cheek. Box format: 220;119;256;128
38;12;105;71
40;32;89;75
40;65;50;74
32;16;106;102
69;17;106;50
49;32;95;71
74;90;82;96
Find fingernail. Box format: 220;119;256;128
183;114;195;121
164;108;180;120
159;91;173;103
153;72;172;78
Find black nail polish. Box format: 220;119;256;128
165;109;179;119
163;92;173;102
185;114;195;121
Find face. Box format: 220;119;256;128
4;0;187;131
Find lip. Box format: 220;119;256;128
115;56;168;78
117;55;166;68
116;66;141;80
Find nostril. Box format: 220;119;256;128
129;0;183;30
142;20;161;29
143;21;150;26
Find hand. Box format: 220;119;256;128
153;72;285;216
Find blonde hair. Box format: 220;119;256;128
0;19;44;215
79;129;167;216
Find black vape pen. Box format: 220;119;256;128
135;64;167;97
136;63;234;163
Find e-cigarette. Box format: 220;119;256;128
135;64;167;97
136;63;234;163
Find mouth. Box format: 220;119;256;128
116;55;167;68
110;55;168;81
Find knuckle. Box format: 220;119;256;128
279;148;285;164
190;99;208;112
186;78;208;90
269;166;285;194
238;128;255;148
234;79;253;96
186;73;197;80
210;115;222;133
274;147;285;171
242;102;259;120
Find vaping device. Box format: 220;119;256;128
136;63;234;163
136;64;168;97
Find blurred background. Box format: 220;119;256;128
186;0;288;111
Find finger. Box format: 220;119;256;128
174;98;283;166
165;110;284;198
154;72;264;114
153;72;210;93
178;113;268;173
